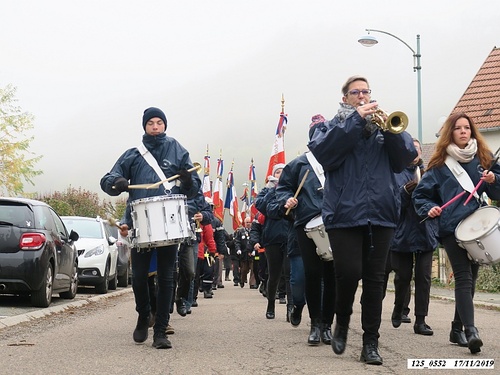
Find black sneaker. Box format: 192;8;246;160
133;315;150;343
152;333;172;349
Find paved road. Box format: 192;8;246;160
0;281;498;374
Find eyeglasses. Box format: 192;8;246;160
346;89;371;96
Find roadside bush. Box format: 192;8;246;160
476;264;500;293
37;186;112;218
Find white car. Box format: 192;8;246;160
61;216;119;294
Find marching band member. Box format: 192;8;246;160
275;114;335;346
100;107;200;349
413;112;500;354
388;138;438;336
308;76;416;365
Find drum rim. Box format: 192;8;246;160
304;214;324;230
455;206;500;242
131;194;187;205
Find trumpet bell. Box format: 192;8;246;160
386;111;409;134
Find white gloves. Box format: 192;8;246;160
237;250;242;255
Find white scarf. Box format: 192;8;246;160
446;138;477;163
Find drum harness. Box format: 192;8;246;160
445;156;480;203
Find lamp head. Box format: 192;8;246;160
358;35;378;47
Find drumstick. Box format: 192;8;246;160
146;164;202;189
285;169;310;216
463;148;500;205
420;191;466;223
107;217;122;229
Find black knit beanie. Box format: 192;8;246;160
142;107;167;130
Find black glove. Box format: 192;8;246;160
404;180;417;195
177;169;193;190
114;177;129;192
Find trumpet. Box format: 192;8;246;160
361;102;409;134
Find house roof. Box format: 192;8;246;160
451;46;500;131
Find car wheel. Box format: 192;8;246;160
31;263;53;307
60;261;78;299
109;268;118;290
117;266;128;287
95;263;110;294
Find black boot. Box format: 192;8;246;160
286;304;293;323
175;298;187;317
308;319;321;346
331;323;349;354
449;321;468;347
266;300;275;319
465;326;483;354
290;305;304;327
391;307;402;328
360;343;383;365
133;314;150;343
321;323;333;345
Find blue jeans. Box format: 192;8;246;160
289;254;306;307
131;246;177;336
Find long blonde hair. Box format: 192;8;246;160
427;112;492;170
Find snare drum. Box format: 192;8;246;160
304;215;333;261
131;194;190;248
455;206;500;265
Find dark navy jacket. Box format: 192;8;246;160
308;112;416;231
255;186;290;248
390;165;438;253
100;132;201;229
275;152;323;228
413;155;500;238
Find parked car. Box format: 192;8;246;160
108;222;131;287
0;197;79;307
61;216;119;294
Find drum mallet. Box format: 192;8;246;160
285;169;310;216
463;147;500;206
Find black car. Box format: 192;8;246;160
0;197;80;307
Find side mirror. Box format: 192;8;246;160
69;230;79;242
108;236;117;245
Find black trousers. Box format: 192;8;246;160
329;226;393;345
442;235;479;328
391;250;433;317
384;255;411;316
296;226;336;324
265;243;291;310
176;241;196;302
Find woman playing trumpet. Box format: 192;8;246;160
308;75;416;365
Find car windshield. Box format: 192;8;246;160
62;218;103;239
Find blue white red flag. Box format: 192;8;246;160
202;151;212;198
239;185;250;223
266;110;287;181
224;164;241;231
249;159;258;219
213;155;224;221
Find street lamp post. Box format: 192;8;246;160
358;29;422;143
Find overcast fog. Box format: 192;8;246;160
2;1;500;211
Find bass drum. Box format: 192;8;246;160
455;206;500;265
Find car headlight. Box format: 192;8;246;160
84;245;105;258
